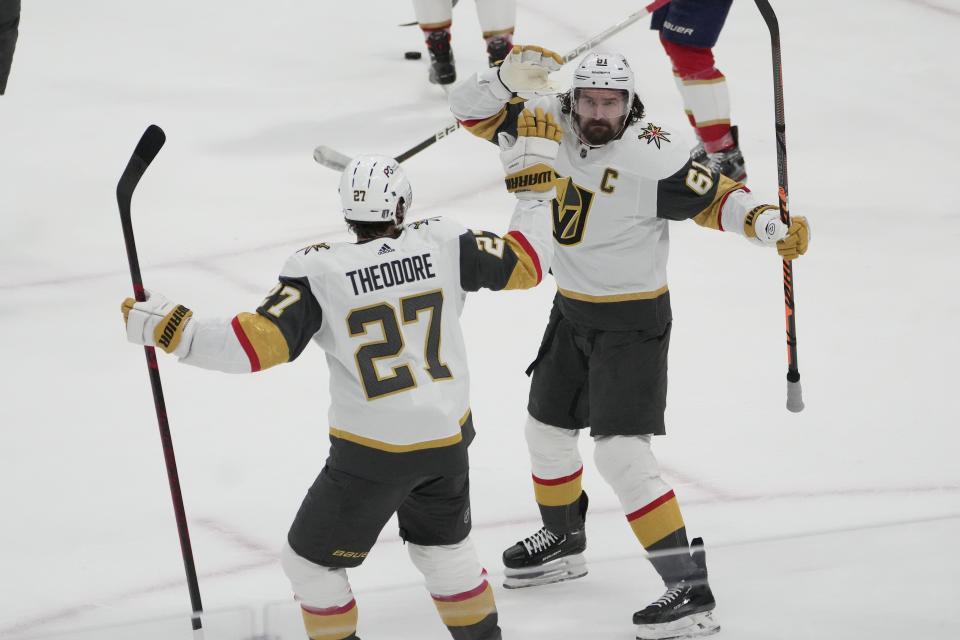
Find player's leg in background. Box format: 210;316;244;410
654;0;745;181
401;472;501;640
413;0;457;84
474;0;516;67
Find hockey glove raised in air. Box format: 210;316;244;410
499;107;562;201
121;290;195;356
744;206;810;260
498;45;564;98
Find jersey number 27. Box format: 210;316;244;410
347;290;452;400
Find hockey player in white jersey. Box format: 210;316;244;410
120;110;562;640
449;47;809;639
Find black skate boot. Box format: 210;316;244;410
706;125;746;182
486;36;513;67
426;29;456;85
633;538;720;640
502;526;587;588
502;493;589;588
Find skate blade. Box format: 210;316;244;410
635;611;719;640
502;553;587;589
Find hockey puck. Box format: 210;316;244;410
404;50;423;60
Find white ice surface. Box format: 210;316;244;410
1;1;958;638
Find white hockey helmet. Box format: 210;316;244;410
339;155;413;223
571;52;635;99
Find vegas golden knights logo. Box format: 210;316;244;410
551;177;595;246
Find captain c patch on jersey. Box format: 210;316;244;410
638;123;671;149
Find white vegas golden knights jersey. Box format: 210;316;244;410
179;205;550;479
451;74;775;330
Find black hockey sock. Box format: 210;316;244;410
537;491;589;534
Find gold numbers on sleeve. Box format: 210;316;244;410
685;161;714;196
266;286;302;317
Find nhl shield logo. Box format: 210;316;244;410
551;177;595;246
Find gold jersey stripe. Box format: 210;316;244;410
330;428;463;453
533;475;583;507
675;74;727;86
628;496;686;548
692;117;732;128
234;312;290;370
301;603;358;640
481;27;515;38
558;285;668;303
432;583;497;627
418;20;452;30
503;234;540;290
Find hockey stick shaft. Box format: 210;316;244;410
313;0;674;171
754;0;804;413
561;0;673;63
116;125;206;634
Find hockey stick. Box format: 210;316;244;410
116;125;206;635
313;0;674;171
754;0;804;413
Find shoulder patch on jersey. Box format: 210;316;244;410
299;242;331;255
637;122;672;149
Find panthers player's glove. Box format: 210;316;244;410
744;206;810;260
499;107;562;201
498;45;564;98
121;290;195;356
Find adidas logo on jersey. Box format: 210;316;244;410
377;244;395;255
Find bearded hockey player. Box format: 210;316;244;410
449;46;809;639
120;110;562;640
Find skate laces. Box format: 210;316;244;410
652;585;686;609
520;528;559;555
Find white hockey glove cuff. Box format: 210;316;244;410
121;290;195;357
497;45;564;98
499;107;562;200
743;207;810;260
744;206;787;245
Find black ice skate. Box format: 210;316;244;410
426;29;456;85
486;36;513;67
633;538;720;640
502;526;587;588
706;125;747;182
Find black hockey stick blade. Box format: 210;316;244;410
117;125;166;204
117;125;166;300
